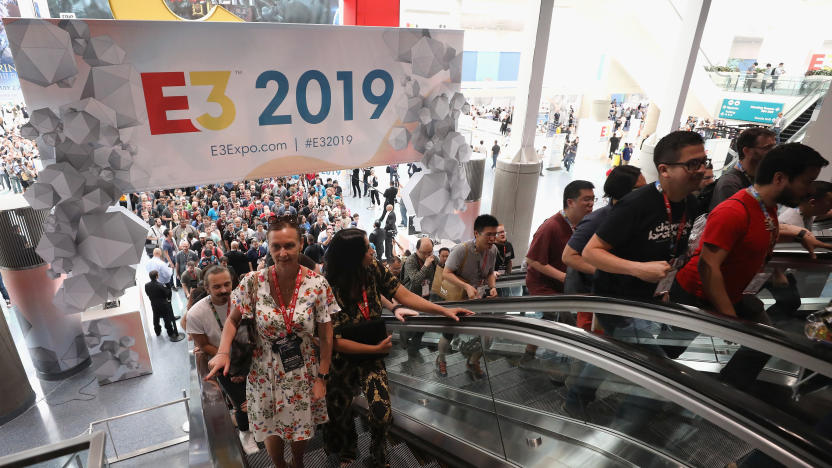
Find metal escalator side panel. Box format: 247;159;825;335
418;295;832;380
189;351;247;468
384;318;831;468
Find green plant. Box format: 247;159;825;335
805;68;832;76
705;65;739;72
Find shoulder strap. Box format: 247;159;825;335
458;241;471;271
726;197;752;230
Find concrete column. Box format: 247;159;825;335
0;205;90;381
802;84;832;180
490;0;553;260
458;154;486;235
652;0;711;138
642;0;711;183
0;303;35;425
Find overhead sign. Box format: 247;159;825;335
808;53;832;71
6;19;464;191
718;99;783;124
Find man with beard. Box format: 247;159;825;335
185;265;258;454
671;143;829;390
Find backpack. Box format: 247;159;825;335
199;247;219;269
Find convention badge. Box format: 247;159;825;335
272;334;304;373
421;279;430;297
653;257;685;297
743;271;772;295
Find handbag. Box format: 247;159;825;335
340;318;388;361
435;243;470;301
228;273;259;377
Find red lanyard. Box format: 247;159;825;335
270;266;304;334
656;182;686;257
358;288;371;320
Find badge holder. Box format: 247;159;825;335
272;334;304;373
654;257;686;297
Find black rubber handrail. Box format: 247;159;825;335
385;315;832;467
429;294;832;378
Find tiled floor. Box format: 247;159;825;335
0;129;623;461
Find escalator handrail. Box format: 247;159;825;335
384;315;832;468
188;350;248;468
0;431;107;467
430;294;832;379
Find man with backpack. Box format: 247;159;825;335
671;144;830;391
199;239;223;270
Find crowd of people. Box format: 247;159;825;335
0;104;40;194
133;119;831;467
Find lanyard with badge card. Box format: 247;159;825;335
743;187;778;295
475;242;490;297
654;182;688;296
270;266;305;373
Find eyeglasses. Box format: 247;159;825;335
664;157;711;172
752;144;776;152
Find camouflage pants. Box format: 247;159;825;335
324;356;392;467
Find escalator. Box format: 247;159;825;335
188;289;832;468
782;99;819;142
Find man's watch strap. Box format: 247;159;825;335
317;372;329;381
796;229;808;241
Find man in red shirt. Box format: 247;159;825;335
672;143;829;390
525;180;596;302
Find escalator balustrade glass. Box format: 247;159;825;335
386;318;829;468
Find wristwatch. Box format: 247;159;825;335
317;372;329;381
796;229;808;241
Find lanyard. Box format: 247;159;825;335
746;186;778;257
209;301;229;331
560;210;574;231
358;288;371;320
270;265;304;334
655;182;687;257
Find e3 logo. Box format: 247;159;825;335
141;71;235;135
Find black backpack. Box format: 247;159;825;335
199;247;219;269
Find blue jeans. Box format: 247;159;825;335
9;175;22;193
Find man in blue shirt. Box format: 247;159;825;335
145;248;173;286
207;200;220;221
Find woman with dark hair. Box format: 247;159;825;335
322;228;473;467
206;215;337;468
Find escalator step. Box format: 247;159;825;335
390;442;427;468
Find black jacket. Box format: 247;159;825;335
145;279;171;310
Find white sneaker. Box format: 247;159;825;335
238;431;259;455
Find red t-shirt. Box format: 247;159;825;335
675;189;778;305
525;212;572;294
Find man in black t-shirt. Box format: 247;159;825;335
571;131;706;427
494;224;515;275
383;182;398;208
709;127;775;210
494;224;516;297
584;131;706;330
225;241;251;281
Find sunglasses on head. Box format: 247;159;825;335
267;214;298;225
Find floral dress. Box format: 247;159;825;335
231;266;339;443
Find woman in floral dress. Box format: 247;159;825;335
207;215;337;468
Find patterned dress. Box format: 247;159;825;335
324;259;400;465
231;266;339;443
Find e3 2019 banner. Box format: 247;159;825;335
4;18;465;191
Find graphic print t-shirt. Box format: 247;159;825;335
593;183;699;300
